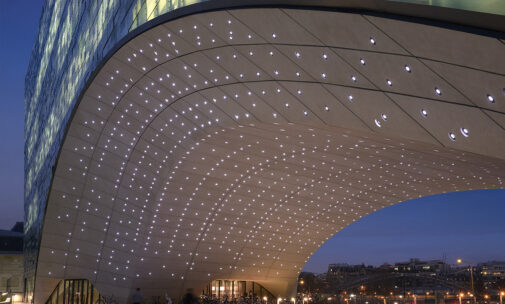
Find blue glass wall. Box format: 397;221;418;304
389;0;505;16
24;0;206;300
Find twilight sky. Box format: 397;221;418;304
303;189;505;273
0;1;504;272
0;0;45;230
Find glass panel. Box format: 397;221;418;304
44;280;102;304
388;0;505;15
205;280;275;301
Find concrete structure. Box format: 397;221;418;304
25;0;505;303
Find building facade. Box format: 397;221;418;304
324;259;484;296
25;0;505;303
479;261;505;290
24;0;205;301
0;223;25;299
393;258;448;274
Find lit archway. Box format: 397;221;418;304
33;6;505;304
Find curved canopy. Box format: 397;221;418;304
34;7;505;304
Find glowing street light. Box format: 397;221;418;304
299;279;306;294
500;291;504;304
457;259;475;295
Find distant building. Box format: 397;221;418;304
326;263;392;293
393;258;448;274
0;222;24;294
479;261;505;289
326;263;373;283
324;259;474;294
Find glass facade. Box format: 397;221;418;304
389;0;505;16
44;279;102;304
24;0;206;301
205;280;275;301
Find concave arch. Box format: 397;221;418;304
33;5;505;304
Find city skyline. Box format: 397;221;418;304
304;189;505;273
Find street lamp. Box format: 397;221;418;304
457;259;475;296
459;293;464;304
298;279;305;295
500;291;504;304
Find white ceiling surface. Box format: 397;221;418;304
34;8;505;304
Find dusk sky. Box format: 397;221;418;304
0;0;45;229
1;1;504;273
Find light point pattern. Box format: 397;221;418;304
34;8;505;304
